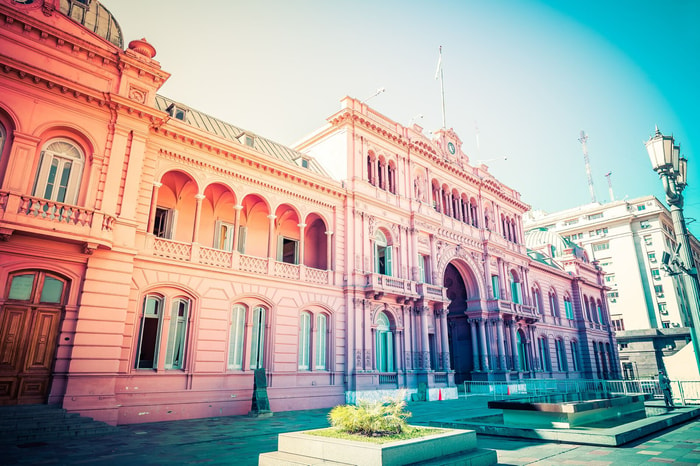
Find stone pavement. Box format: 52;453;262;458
4;396;700;465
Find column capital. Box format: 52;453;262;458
194;193;206;201
234;204;243;211
152;181;162;188
267;214;277;220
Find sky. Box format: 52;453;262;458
106;0;699;235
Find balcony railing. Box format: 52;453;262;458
415;283;448;301
0;191;115;245
364;273;418;300
150;237;331;285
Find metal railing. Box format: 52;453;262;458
462;378;700;405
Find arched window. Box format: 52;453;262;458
377;159;384;189
532;287;542;314
250;306;266;369
374;230;392;276
32;139;84;205
298;311;311;370
517;330;529;371
538;336;550;372
387;163;396;194
596;300;605;325
555;338;567;371
564;296;574;320
509;271;522;304
0;122;6;164
469;198;478;227
367;154;374;185
228;304;246;370
375;312;394;372
135;294;191;370
570;340;580;372
549;291;559;317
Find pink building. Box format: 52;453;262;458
0;1;618;425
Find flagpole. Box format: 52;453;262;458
436;46;446;129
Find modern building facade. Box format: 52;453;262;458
524;196;700;378
0;0;618;425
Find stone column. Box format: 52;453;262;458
440;309;450;370
509;321;520;372
496;318;507;371
232;205;243;251
421;306;431;370
470;319;479;370
325;230;333;271
192;193;205;243
267;214;277;258
478;319;489;371
146;181;162;233
297;223;306;265
410;227;418;281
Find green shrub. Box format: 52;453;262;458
328;396;411;436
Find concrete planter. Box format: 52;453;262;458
259;426;496;465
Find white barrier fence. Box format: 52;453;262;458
463;379;700;405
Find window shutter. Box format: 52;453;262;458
386;331;394;372
237;226;247;254
315;314;327;370
164;301;180;369
385;246;392;276
228;306;245;369
277;236;284;262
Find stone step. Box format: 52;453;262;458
0;404;120;445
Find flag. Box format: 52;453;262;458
434;46;442;80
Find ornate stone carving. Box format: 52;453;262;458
128;85;147;104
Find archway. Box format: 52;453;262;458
444;261;479;384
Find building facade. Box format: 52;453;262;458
0;0;618;425
524;196;700;378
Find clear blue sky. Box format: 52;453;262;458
107;0;700;235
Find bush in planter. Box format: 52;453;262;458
328;396;411;436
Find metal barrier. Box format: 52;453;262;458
462;378;700;405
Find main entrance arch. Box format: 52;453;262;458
444;261;480;384
0;271;68;405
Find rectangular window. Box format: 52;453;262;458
153;207;174;239
643;235;653;246
605;274;616;283
418;255;427;283
651;268;661;280
662;321;671;328
164;298;189;369
315;314;327;370
648;252;657;263
640;220;651;229
215;220;235;252
564;300;574;320
564;219;579;226
556;339;567;372
228;305;245;370
587;213;603;220
658;302;668;314
637;205;646;211
612;318;625;331
592;242;610;251
655;285;664;297
492;275;500;299
277;236;299;264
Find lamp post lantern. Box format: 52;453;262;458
646;127;700;373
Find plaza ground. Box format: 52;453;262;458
4;396;700;465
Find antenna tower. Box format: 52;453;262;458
605;171;615;202
578;130;597;203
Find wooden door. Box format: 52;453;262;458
0;272;66;405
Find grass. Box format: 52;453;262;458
305;425;447;444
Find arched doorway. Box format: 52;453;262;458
0;271;68;405
444;262;478;384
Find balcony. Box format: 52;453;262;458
150;237;332;285
415;283;449;302
486;298;539;320
0;191;115;249
364;273;418;302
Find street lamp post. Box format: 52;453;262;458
645;127;700;373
